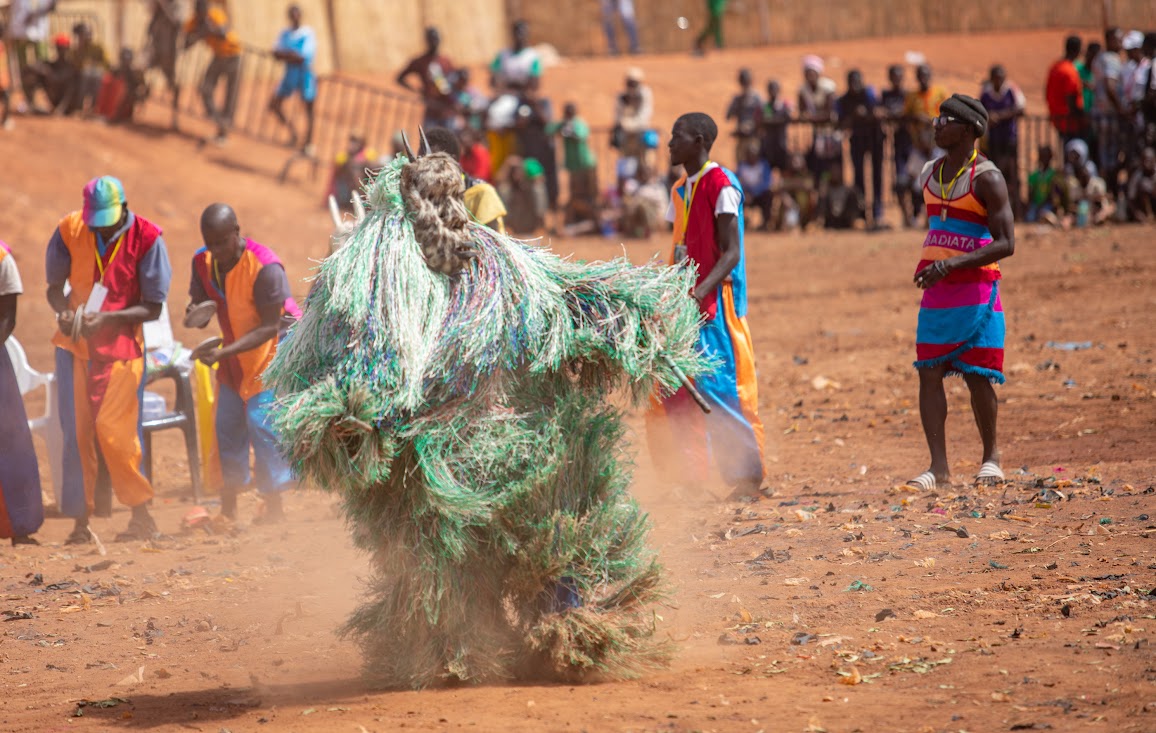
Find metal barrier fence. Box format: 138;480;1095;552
138;43;422;178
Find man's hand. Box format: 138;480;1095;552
56;310;75;337
80;311;110;337
914;259;953;289
191;344;223;366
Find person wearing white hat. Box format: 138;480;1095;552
797;55;839;189
613;67;654;191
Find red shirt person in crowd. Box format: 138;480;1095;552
1046;35;1088;142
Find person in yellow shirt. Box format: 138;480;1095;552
185;0;242;145
904;63;949;157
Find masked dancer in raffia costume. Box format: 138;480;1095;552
265;135;708;689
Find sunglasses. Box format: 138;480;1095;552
932;115;962;128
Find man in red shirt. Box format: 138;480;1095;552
1046;35;1088;142
396;27;457;130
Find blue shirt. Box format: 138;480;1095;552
275;26;316;70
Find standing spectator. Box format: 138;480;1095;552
1075;41;1101;116
269;3;317;154
4;0;57;113
837;69;886;228
693;0;727;56
496;156;549;235
613;67;655;191
882;64;917;226
1141;34;1156;148
1122;30;1149;163
547;102;599;228
904;63;949;160
759;79;791;172
185;0;243;145
396;27;457;130
601;0;640;56
797;55;839;190
514;95;559;226
1025;144;1060;223
451;68;488;130
736;143;773;230
0;239;44;546
144;0;183;129
725;68;763;167
1047;35;1088;144
1127;146;1156;221
980;65;1026;218
1092;27;1125;195
487;20;542;173
459;126;492;182
65;23;109;117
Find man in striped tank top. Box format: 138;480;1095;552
907;94;1016;491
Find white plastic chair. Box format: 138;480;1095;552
4;336;65;509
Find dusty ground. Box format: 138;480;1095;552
2;28;1155;733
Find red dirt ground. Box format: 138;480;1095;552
1;29;1154;733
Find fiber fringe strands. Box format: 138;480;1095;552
265;155;708;689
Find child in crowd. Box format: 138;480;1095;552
1025;144;1059;223
735;140;773;230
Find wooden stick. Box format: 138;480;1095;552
660;353;711;414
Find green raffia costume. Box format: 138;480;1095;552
265;153;708;688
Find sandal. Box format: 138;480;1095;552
905;471;938;491
974;461;1005;486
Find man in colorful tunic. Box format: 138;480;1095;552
46;176;172;543
0;240;43;545
647;112;765;497
188;204;300;522
907;94;1015;490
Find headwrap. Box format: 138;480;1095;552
1123;30;1143;51
802;55;824;74
939;93;988;136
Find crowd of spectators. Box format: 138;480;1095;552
6;3;1155;236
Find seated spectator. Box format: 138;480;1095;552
496;155;548;235
1061;162;1114;227
1063;137;1097;176
95;48;147;123
821;165;864;230
24;32;73;113
735;140;773;230
1127;147;1156;222
327;131;375;215
619;165;668;239
1025;144;1060;223
774;152;818;232
818;165;864;228
459;126;492;182
547;102;598;228
65;22;110;116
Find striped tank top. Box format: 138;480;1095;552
916;155;1001;284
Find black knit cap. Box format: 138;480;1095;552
939;93;988;136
